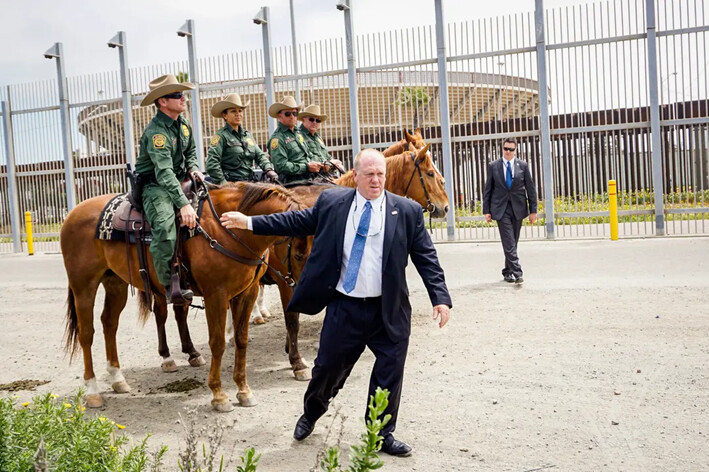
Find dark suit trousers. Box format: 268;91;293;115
303;294;409;439
497;201;523;277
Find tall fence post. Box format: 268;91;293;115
108;31;135;168
289;0;301;104
434;0;456;241
1;100;22;253
534;0;555;239
255;7;276;135
178;20;205;171
645;0;665;236
44;42;76;211
338;0;361;157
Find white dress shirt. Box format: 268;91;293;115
336;190;386;298
502;157;515;179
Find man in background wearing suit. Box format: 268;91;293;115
483;138;538;284
220;149;452;457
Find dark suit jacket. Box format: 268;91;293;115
252;187;452;343
482;158;538;221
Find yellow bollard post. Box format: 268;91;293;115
609;180;618;241
25;211;35;256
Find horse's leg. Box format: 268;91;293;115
154;297;178;373
277;279;310;381
100;273;131;394
230;283;259;407
250;284;268;325
204;293;233;412
173;304;206;367
72;281;103;407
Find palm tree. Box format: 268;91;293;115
176;71;189;83
394;87;431;130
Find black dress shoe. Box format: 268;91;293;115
504;274;516;283
293;415;315;441
380;436;412;457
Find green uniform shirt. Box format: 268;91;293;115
206;124;273;184
268;122;313;182
299;123;331;164
135;110;198;209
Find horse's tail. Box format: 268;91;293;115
63;287;79;360
137;290;151;325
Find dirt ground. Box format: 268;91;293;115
1;237;708;472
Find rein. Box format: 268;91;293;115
193;179;296;287
402;152;436;230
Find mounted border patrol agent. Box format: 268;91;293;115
134;74;204;304
298;104;343;175
267;96;324;184
206;93;278;184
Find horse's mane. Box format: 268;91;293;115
217;182;303;212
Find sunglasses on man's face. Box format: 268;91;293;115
282;111;298;118
162;92;184;100
503;147;516;152
307;117;322;123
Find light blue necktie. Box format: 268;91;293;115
343;201;372;293
505;161;513;189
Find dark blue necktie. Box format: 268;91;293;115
343;201;372;293
505;161;513;189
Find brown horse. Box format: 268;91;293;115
382;129;427;157
253;143;449;380
61;182;302;411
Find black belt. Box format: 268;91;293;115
335;291;382;304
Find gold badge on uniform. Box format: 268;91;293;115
271;139;279;150
246;138;255;146
317;137;325;147
297;134;305;143
152;134;167;149
210;135;221;146
182;124;190;137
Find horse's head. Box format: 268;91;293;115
401;144;449;218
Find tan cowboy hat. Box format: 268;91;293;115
298;104;328;123
140;74;195;107
210;93;250;118
268;95;302;118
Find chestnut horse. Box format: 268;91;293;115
61;182;302;411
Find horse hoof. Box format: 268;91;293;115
189;355;206;367
237;392;257;407
294;369;311;381
252;316;266;325
260;309;272;319
212;399;235;413
161;360;178;373
111;380;131;394
85;394;104;408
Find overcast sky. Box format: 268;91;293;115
0;0;597;86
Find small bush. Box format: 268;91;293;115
0;391;166;472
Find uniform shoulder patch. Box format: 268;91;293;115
210;135;221;147
182;124;190;137
152;134;167;149
270;139;279;150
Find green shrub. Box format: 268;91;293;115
0;392;166;472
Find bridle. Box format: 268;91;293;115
192;178;296;287
403;151;437;215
